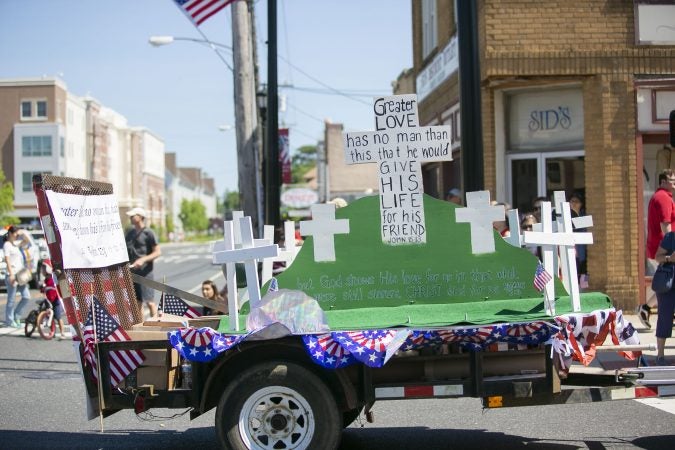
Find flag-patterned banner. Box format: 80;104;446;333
174;0;235;27
533;261;553;291
169;327;246;362
168;309;639;372
551;308;640;372
160;293;202;318
82;296;144;386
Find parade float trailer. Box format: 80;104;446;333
33;95;675;450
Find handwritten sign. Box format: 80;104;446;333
45;191;128;269
343;94;452;245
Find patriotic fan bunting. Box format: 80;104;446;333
303;334;356;369
167;308;639;371
331;330;410;367
169;327;246;363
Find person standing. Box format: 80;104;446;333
125;207;161;318
652;233;675;365
569;192;588;288
3;226;31;327
643;169;675;328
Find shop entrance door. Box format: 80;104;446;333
507;151;585;213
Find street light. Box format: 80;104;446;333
148;35;233;51
148;35;233;72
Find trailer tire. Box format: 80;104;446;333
215;361;341;450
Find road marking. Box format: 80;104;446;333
636;398;675;415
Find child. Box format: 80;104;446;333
42;259;66;340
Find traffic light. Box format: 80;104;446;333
670;110;675;147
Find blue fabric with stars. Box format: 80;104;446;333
168;322;559;369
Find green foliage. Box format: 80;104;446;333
165;213;174;234
291;145;317;184
222;190;241;212
179;198;209;232
0;168;17;227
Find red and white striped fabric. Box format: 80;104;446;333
82;296;144;386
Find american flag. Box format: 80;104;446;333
269;277;279;292
533;261;553;291
159;293;202;319
174;0;235;26
82;296;144;386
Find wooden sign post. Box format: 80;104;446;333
342;94;452;245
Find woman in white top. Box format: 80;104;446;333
3;226;31;328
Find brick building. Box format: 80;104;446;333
410;1;675;310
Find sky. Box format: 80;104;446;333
0;0;412;195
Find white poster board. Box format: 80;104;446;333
46;191;129;269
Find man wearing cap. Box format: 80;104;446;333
125;207;161;317
445;188;463;205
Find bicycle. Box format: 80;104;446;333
24;299;56;340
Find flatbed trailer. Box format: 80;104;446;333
32;173;675;450
81;329;674;450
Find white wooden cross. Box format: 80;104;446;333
217;220;240;331
522;201;557;315
552;191;594;312
505;209;524;248
455;191;505;254
299;203;349;262
213;217;279;313
261;221;299;285
523;200;593;313
342;94;452;245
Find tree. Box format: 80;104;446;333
291;145;317;184
0;169;17;227
179;198;209;233
219;190;241;215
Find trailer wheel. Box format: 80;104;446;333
216;361;341;450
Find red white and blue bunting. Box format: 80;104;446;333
167;308;639;370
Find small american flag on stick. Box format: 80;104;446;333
82;296;144;386
533;261;553;292
159;293;202;319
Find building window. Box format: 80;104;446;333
20;99;47;120
21;135;53;156
422;0;437;58
22;171;50;192
21;101;32;118
60;136;65;157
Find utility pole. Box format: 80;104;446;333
457;0;484;193
231;0;260;231
265;0;281;228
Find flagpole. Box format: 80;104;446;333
159;276;166;318
90;288;105;433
